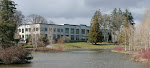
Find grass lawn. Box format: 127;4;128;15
52;42;124;50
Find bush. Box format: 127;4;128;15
113;46;124;51
0;46;31;64
23;45;33;48
139;50;150;59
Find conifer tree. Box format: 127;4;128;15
0;0;17;49
88;11;103;45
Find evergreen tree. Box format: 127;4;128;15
90;9;103;26
88;10;103;45
124;9;134;25
0;0;17;49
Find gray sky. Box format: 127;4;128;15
13;0;150;26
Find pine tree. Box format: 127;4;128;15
0;0;17;49
88;11;103;45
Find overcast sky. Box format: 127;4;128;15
12;0;150;26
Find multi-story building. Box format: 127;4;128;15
17;23;90;42
17;23;111;42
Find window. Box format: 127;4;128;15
71;28;74;34
81;36;86;41
71;35;74;40
76;35;79;40
18;29;21;32
40;28;44;31
45;28;47;31
57;28;60;32
22;35;24;38
54;28;56;32
86;30;89;34
61;29;63;32
36;28;39;31
81;29;85;34
22;29;24;33
49;28;53;32
57;35;60;39
76;29;79;34
25;35;28;39
34;28;36;31
65;28;69;34
29;28;31;32
25;28;28;31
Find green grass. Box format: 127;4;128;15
52;42;122;50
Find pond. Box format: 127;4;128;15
0;49;150;68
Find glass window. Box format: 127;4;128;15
76;35;79;40
76;29;79;34
25;28;28;31
34;28;36;31
36;28;39;31
22;35;24;38
25;35;28;39
57;28;60;32
29;28;31;32
40;28;44;31
61;29;63;32
22;29;24;33
65;28;69;34
57;35;60;39
71;28;74;34
45;28;47;31
86;30;89;34
54;28;56;32
81;29;85;34
71;35;74;40
18;29;21;32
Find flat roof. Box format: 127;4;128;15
20;23;90;27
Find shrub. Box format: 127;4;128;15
23;45;33;48
139;50;150;59
113;46;124;51
0;46;31;64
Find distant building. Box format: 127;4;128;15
17;23;111;42
17;23;90;42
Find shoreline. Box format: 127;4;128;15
111;50;150;65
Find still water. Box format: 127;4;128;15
0;49;150;68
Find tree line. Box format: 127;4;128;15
88;8;134;45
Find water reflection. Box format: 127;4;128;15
0;49;149;68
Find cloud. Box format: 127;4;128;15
12;0;150;26
47;17;91;26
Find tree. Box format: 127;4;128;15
110;8;123;43
14;10;25;25
0;0;17;49
124;9;134;25
88;10;103;45
102;14;110;42
90;9;103;26
26;14;47;24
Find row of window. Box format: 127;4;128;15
20;34;87;41
18;28;89;34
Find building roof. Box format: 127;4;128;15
20;23;90;27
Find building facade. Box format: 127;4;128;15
17;23;111;42
17;23;90;42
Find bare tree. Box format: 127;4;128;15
26;14;47;24
14;10;25;25
48;21;54;46
131;9;150;51
102;14;110;42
